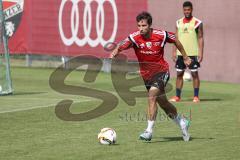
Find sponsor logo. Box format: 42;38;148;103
184;27;188;33
58;0;118;47
2;0;24;38
140;50;159;55
140;43;145;48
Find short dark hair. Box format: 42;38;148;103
136;11;152;26
183;1;193;8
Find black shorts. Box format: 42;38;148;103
175;56;200;72
144;72;170;91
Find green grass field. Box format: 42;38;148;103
0;67;239;160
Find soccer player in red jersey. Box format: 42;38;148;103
110;12;192;141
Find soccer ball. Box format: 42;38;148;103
183;71;192;81
98;128;117;145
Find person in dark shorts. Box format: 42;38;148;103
170;1;204;103
110;11;192;141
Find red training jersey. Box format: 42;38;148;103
119;29;176;81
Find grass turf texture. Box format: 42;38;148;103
0;67;239;160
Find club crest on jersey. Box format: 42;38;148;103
146;42;152;49
3;0;24;38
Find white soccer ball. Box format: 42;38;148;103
98;128;117;145
183;72;192;81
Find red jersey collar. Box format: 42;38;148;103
183;16;193;23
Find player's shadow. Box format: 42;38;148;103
148;136;215;143
198;98;222;102
11;92;47;96
184;98;222;102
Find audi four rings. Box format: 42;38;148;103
59;0;118;47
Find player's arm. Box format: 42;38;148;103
172;26;178;62
174;39;192;66
110;38;133;59
197;23;204;63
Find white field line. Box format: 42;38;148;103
0;97;90;100
0;99;93;114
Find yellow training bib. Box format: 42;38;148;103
176;17;201;56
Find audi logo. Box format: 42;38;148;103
59;0;118;47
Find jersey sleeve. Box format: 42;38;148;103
194;18;202;29
165;31;176;43
176;20;180;29
118;37;133;51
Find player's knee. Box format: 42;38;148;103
148;95;157;103
148;93;158;103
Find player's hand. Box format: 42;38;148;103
172;55;177;62
109;48;118;59
198;55;203;63
183;57;192;66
